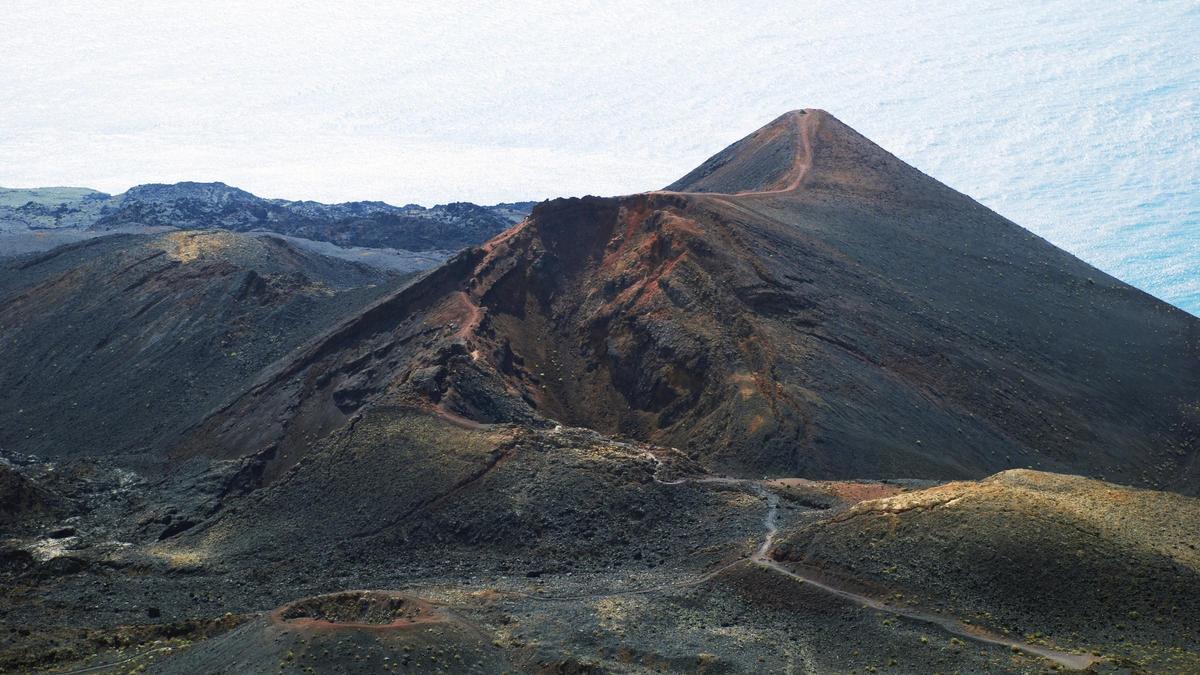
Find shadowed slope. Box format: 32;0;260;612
0;231;400;460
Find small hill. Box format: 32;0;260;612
772;469;1200;671
0;231;401;460
169;408;752;574
152;590;512;674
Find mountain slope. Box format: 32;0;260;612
185;109;1199;492
665;109;814;194
0;230;402;460
93;182;531;251
0;183;533;253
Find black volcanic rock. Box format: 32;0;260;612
189;110;1198;493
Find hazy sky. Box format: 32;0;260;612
2;1;1197;310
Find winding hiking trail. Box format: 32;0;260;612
652;108;816;200
517;448;1101;672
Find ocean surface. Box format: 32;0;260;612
840;2;1198;316
645;1;1200;315
2;1;1197;313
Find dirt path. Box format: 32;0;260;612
649;109;816;200
754;556;1099;670
520;451;1101;671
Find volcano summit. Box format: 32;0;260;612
1;111;1198;673
190;110;1198;489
